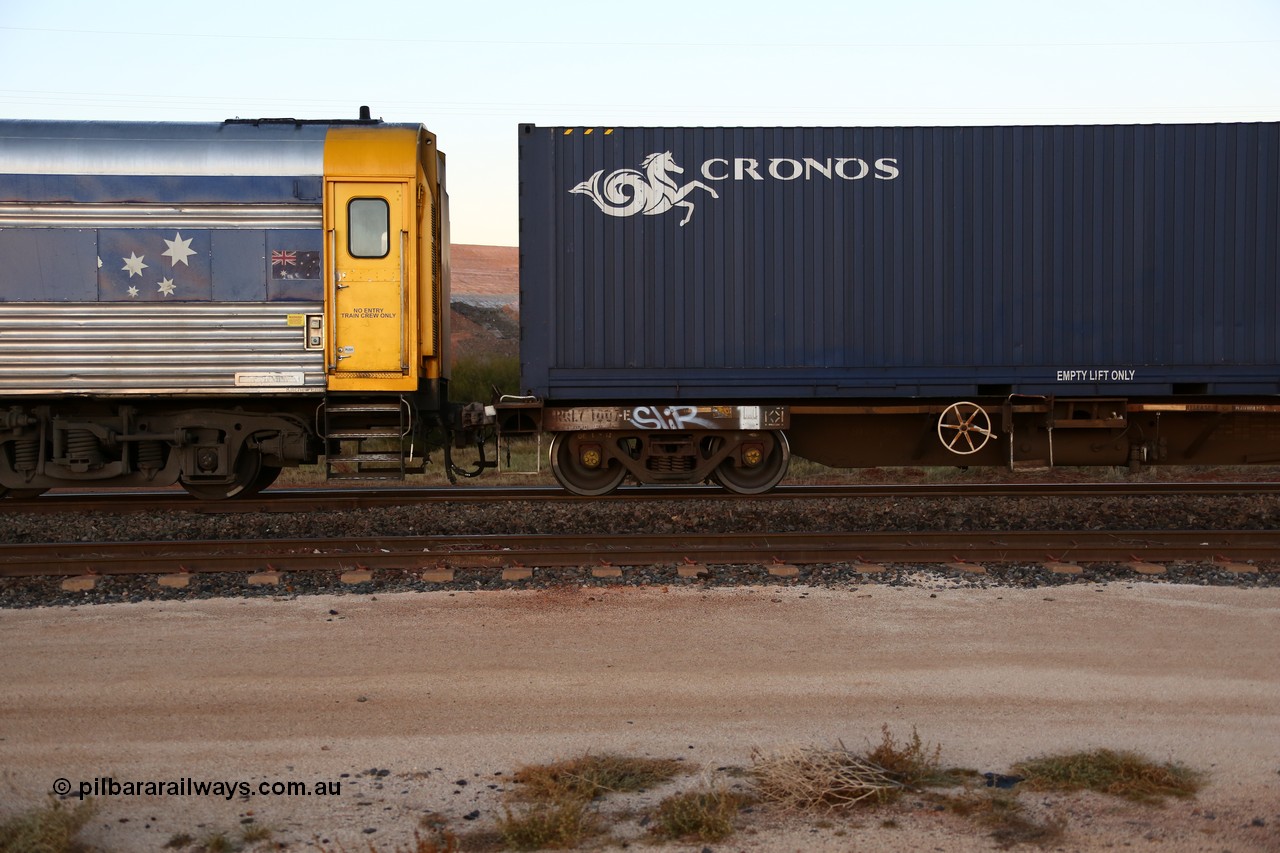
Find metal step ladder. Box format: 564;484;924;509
322;396;423;482
1003;395;1054;472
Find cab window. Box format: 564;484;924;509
348;198;389;258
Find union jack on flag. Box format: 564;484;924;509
271;250;297;268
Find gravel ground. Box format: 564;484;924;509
1;494;1277;608
5;493;1280;542
2;584;1278;852
3;493;1279;850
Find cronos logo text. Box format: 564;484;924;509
570;151;900;226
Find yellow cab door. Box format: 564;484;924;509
328;181;414;387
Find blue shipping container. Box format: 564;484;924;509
519;123;1280;400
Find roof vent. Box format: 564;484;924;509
359;105;372;121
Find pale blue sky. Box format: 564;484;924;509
3;0;1278;246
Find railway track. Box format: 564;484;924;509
5;480;1280;514
3;529;1278;581
4;481;1276;594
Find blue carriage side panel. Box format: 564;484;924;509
0;230;98;301
0;174;319;205
98;228;213;301
207;230;323;302
265;230;323;301
211;231;269;301
0;228;323;303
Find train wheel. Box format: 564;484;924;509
937;401;994;455
711;432;790;495
550;433;627;496
247;464;283;495
180;449;263;500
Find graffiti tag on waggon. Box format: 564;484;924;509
543;405;785;432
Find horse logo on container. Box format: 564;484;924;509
570;152;718;226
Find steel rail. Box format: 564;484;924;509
5;480;1280;515
3;529;1280;577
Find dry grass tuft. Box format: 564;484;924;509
495;753;692;850
750;743;906;811
509;753;689;803
1012;748;1205;803
0;798;98;853
865;724;956;787
751;726;959;812
650;788;750;843
239;824;273;844
195;831;238;853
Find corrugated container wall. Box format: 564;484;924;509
519;123;1280;401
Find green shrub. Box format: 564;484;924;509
449;355;520;405
1012;748;1204;803
496;800;595;850
651;788;747;842
510;754;688;804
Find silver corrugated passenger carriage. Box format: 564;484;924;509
0;114;461;498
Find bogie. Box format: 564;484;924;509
0;402;317;499
547;429;791;496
